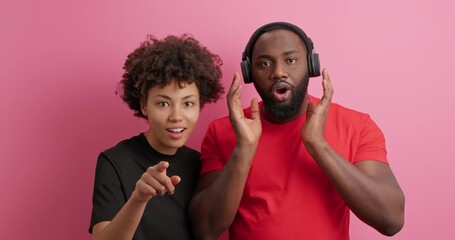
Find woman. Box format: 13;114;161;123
89;34;224;240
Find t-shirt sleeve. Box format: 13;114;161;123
199;122;226;175
89;153;126;233
354;115;388;164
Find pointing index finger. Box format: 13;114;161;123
156;161;169;172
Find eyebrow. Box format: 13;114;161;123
154;94;197;100
256;50;300;59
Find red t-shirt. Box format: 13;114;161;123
200;96;388;240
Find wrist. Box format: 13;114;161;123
236;141;258;153
232;143;258;164
304;139;329;155
130;190;152;204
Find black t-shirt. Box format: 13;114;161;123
89;133;200;240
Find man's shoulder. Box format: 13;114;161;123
209;114;230;124
209;105;254;125
309;95;369;117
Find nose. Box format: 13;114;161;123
168;105;183;122
271;62;288;80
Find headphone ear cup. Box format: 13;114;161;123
308;53;321;78
240;59;253;84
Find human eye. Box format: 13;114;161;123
287;58;297;64
157;102;169;107
260;61;272;68
184;101;194;107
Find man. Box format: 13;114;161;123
189;22;405;240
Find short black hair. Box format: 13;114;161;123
243;22;314;60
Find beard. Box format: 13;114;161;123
257;74;309;120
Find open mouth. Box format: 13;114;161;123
167;128;186;140
271;81;292;102
276;88;288;94
167;128;185;133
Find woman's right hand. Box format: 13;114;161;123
132;161;181;202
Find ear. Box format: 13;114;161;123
140;101;147;116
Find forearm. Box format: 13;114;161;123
305;140;405;236
93;194;148;240
189;145;256;239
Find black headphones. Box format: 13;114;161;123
240;22;321;84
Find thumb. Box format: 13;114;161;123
250;98;260;120
306;100;316;116
156;161;169;172
170;175;181;185
229;72;240;91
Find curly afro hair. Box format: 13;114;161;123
120;34;224;119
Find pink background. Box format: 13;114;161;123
1;0;454;239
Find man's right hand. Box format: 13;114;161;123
227;72;262;147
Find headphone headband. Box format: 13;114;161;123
240;22;321;83
242;22;315;61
